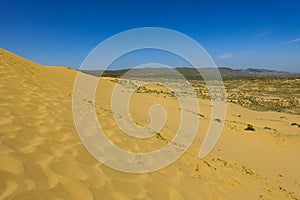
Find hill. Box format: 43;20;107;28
81;67;300;80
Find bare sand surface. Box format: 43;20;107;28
0;48;300;199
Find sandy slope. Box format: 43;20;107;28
0;48;300;200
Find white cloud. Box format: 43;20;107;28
217;53;234;60
285;37;300;44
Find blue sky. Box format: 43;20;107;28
1;0;300;72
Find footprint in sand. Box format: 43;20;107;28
0;154;25;175
0;116;14;126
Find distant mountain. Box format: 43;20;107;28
217;67;300;80
81;67;300;80
239;68;295;75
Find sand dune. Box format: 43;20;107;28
0;48;300;199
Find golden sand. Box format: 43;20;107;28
0;48;300;199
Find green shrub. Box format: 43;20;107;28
245;124;255;131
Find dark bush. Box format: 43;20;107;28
245;124;255;131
